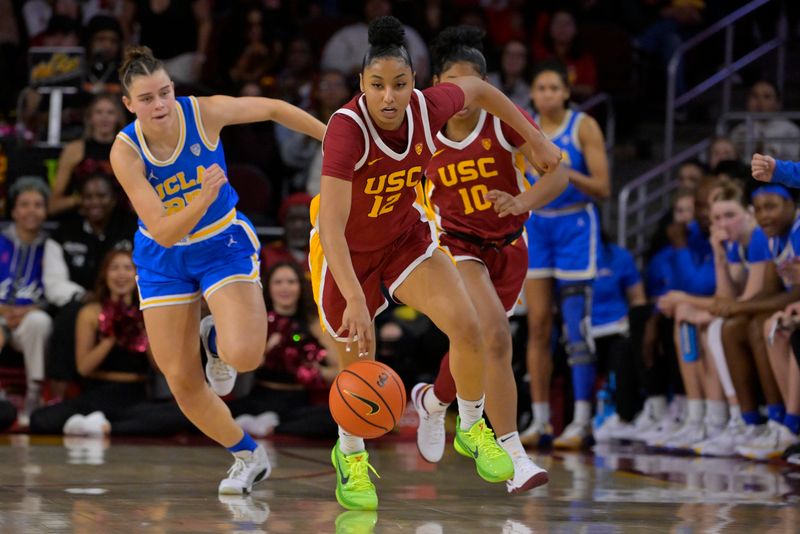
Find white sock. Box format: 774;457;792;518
338;426;365;455
574;400;592;424
532;402;551;426
687;399;705;423
670;395;687;419
729;404;742;421
422;386;449;413
650;396;667;419
705;400;728;427
457;394;484;430
497;431;527;460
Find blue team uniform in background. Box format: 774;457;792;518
668;221;716;296
725;226;771;269
117;96;261;309
747;214;800;288
525;109;602;404
525;109;599;281
591;244;641;338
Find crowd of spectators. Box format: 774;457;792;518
0;0;797;470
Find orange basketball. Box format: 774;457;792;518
329;360;407;439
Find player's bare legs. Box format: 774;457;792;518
143;301;243;447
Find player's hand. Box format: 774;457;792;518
486;190;526;218
751;153;776;182
784;301;800;320
777;257;800;286
528;130;562;174
709;296;740;318
338;297;372;358
199;164;227;205
709;224;728;252
657;290;687;316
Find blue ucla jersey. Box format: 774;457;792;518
116;96;238;235
725;226;771;269
527;109;591;209
592;243;641;333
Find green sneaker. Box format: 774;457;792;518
454;417;514;483
331;441;379;511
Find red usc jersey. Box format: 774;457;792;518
424;110;532;240
319;85;464;252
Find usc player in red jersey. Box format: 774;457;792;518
412;26;568;494
311;16;561;511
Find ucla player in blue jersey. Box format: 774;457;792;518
519;61;611;449
110;46;325;494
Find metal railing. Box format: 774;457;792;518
618;0;786;256
715;111;800;159
665;0;787;162
617;138;712;256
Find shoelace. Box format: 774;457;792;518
470;423;506;460
344;455;380;491
227;457;247;479
749;426;780;448
210;358;234;379
422;411;446;441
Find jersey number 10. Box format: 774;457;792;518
458;184;491;215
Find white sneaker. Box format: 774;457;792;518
662;420;707;450
219;445;271;495
553;420;592;450
615;398;663;440
411;383;446;463
693;416;748;456
218;495;270;524
251;412;279;437
736;420;800;460
82;411;110;437
519;421;554;448
593;414;631;443
783;442;800;465
201;315;237;396
641;414;684;447
63;414;87;435
235;414;257;435
505;455;548;494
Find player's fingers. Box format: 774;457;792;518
485;189;501;201
336;322;351;351
531;162;546;175
357;324;369;357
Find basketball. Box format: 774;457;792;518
329;360;407;439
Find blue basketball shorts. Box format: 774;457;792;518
134;209;261;310
525;203;598;281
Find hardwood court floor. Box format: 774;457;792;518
0;436;797;533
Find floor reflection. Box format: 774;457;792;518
0;437;795;532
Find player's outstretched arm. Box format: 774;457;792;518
486;163;568;217
110;141;224;248
450;76;561;173
199;95;326;142
318;175;373;357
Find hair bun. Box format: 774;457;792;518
368;16;406;48
434;26;485;55
123;45;155;64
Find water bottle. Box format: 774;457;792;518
680;322;698;362
594;382;615;429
